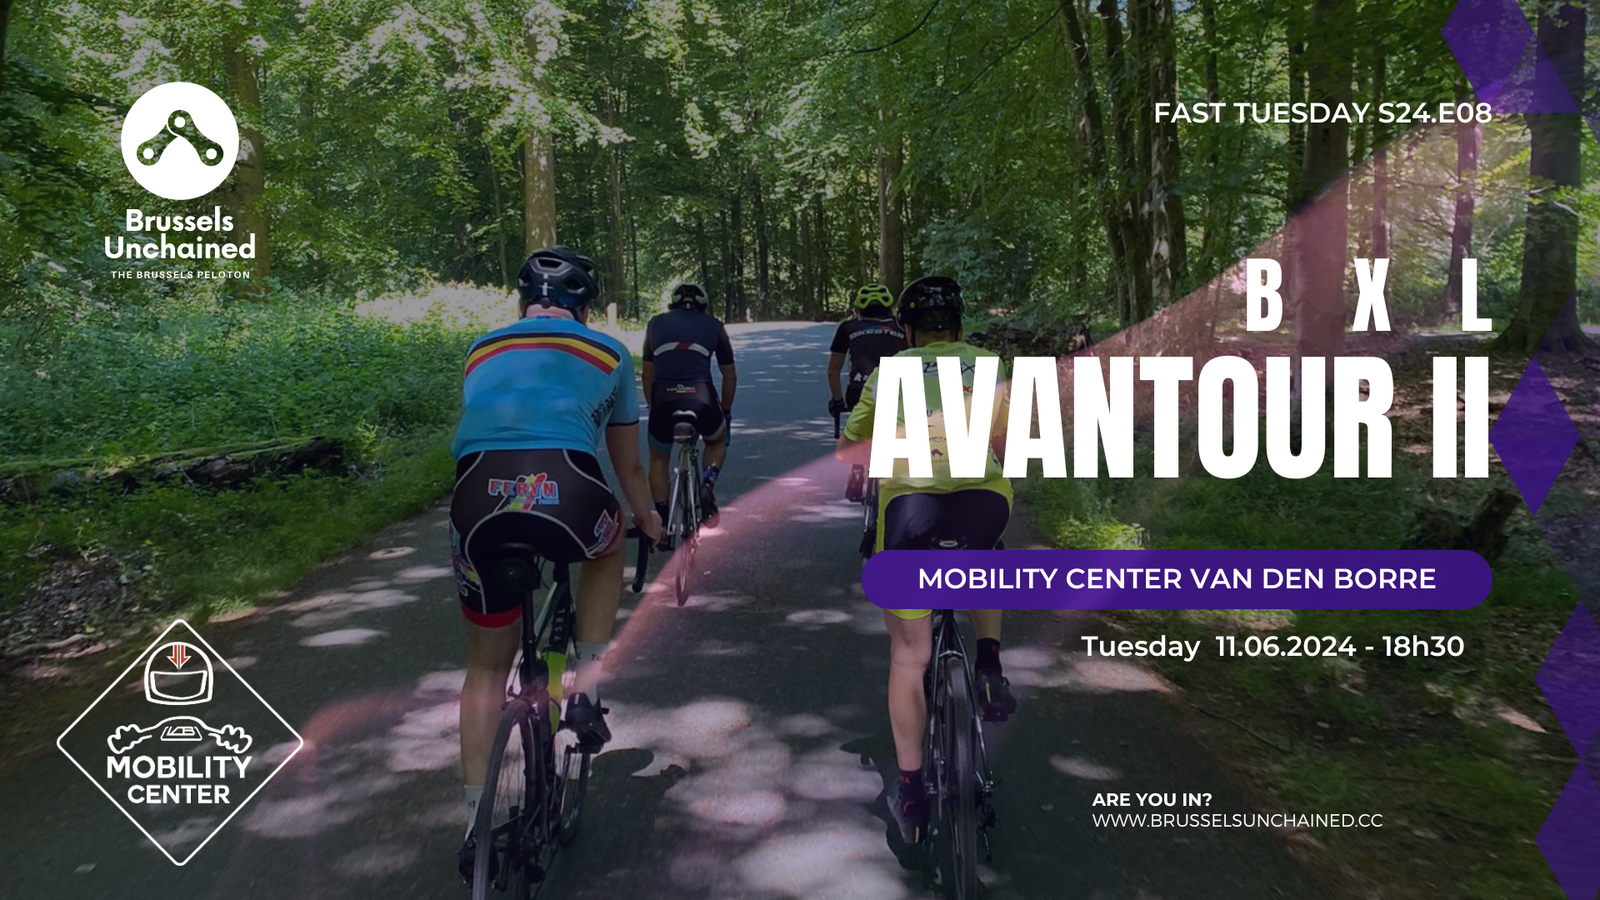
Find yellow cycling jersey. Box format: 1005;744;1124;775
842;341;1013;503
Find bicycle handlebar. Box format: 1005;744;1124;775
625;527;651;594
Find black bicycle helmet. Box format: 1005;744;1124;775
517;246;599;313
897;275;964;333
670;282;709;311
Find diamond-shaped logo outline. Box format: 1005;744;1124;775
55;619;304;866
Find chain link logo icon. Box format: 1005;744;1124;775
120;82;239;200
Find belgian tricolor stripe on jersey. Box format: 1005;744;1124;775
465;332;622;378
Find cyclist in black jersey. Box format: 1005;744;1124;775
827;283;907;501
641;284;737;528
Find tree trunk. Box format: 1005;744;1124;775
522;131;557;252
224;26;270;296
813;193;829;318
1370;37;1389;257
878;115;905;296
1498;0;1589;353
1286;4;1307;212
488;146;509;287
1442;76;1480;323
1098;0;1151;325
718;207;731;320
689;215;706;301
1143;0;1186;305
1060;1;1130;321
607;128;625;298
0;0;12;94
1293;0;1351;366
731;190;746;321
1195;0;1234;280
755;176;771;319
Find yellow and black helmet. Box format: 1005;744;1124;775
853;282;896;313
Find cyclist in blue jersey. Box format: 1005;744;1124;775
449;247;661;881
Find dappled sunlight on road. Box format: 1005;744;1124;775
1051;755;1122;782
299;628;387;648
593;692;910;898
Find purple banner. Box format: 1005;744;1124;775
862;550;1491;610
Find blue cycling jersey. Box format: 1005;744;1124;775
450;316;639;460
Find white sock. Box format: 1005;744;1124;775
572;641;607;701
464;784;483;835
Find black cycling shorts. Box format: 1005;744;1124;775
449;449;622;627
648;381;726;451
880;489;1011;552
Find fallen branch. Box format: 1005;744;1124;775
1194;704;1292;753
0;436;350;505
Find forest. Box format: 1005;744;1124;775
4;0;1595;345
3;3;1599;897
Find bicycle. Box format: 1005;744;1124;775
922;607;998;900
832;407;880;560
661;410;709;606
470;532;651;900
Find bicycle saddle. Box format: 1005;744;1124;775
671;409;698;442
486;543;543;594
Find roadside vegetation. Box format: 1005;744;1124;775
0;283;515;653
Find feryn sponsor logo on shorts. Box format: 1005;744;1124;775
489;472;562;508
57;620;303;865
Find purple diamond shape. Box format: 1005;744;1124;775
1445;0;1532;33
1442;0;1532;104
1492;38;1581;114
1490;359;1578;515
1538;766;1600;900
1443;31;1532;104
1539;604;1600;757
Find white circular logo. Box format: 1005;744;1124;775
120;82;239;201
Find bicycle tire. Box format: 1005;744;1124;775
674;465;698;606
940;657;981;900
556;741;592;846
473;698;539;900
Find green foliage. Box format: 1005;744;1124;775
0;290;475;459
0;281;507;614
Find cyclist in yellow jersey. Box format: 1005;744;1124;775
836;274;1018;844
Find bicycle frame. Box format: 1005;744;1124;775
923;610;997;846
665;435;702;545
509;560;575;710
860;476;881;559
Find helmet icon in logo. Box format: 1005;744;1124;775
143;641;213;706
119;82;239;201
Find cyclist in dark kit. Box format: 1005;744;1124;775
827;283;907;501
641;283;737;530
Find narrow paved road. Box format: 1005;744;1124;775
2;323;1324;900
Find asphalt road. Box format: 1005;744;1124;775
0;322;1325;900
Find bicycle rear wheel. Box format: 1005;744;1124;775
673;467;699;606
556;737;592;846
474;699;541;900
938;657;981;900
